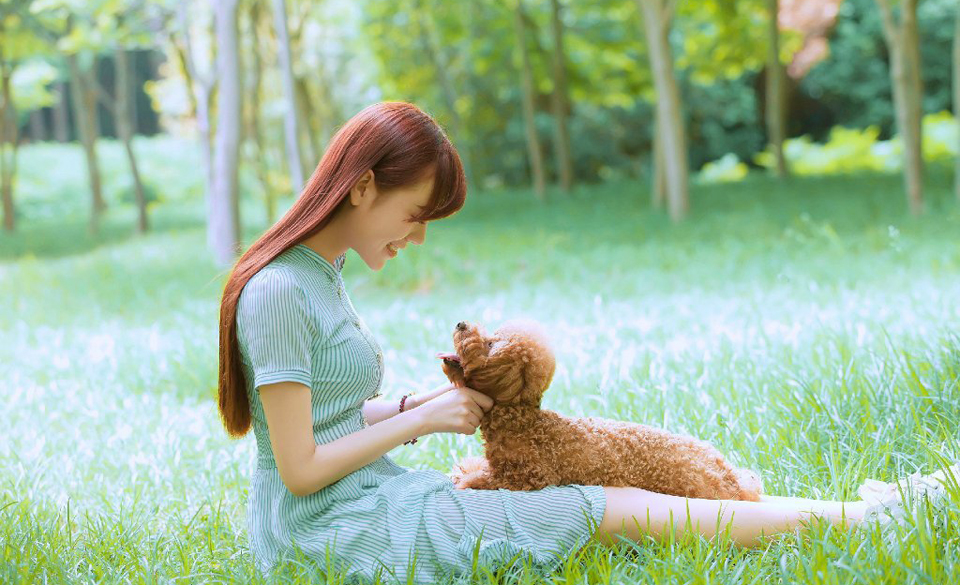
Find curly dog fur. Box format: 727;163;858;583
436;318;763;501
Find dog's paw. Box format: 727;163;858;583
737;468;764;501
450;456;488;489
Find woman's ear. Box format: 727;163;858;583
349;169;375;206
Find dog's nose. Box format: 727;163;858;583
456;321;467;331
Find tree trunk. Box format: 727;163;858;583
66;52;106;235
285;4;319;178
464;0;480;189
637;0;688;222
115;46;149;233
86;59;101;144
177;2;216;230
652;108;666;209
293;75;319;175
0;51;19;232
246;0;275;225
766;0;788;178
271;0;305;198
210;0;243;266
876;0;923;216
53;80;69;142
513;0;546;201
549;0;573;193
954;0;959;202
128;50;140;135
28;109;46;142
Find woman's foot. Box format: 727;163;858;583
856;461;960;529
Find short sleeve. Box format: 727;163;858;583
236;268;318;390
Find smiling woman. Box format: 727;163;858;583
215;102;613;583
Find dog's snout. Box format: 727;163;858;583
456;321;467;331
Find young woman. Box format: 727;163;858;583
217;102;956;583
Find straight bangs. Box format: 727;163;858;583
412;141;467;223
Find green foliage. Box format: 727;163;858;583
800;0;956;139
922;111;959;163
683;71;766;170
8;58;58;114
755;112;959;175
695;152;748;184
675;0;803;84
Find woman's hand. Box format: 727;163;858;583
407;381;457;409
413;386;495;436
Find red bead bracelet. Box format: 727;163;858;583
400;393;418;445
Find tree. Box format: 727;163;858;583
0;1;50;232
114;44;150;232
635;0;689;222
64;38;108;234
874;0;924;216
209;0;242;266
766;0;789;177
954;0;959;202
549;0;573;192
171;0;216;228
242;0;277;224
412;0;473;185
103;3;172;235
271;0;305;198
513;0;546;201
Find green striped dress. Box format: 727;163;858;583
236;244;607;583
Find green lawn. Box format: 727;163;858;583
2;137;959;583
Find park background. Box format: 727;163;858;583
1;0;960;583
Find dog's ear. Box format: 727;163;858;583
472;336;554;406
464;346;519;403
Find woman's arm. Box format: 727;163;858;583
361;382;456;426
259;380;432;497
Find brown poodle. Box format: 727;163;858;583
435;318;764;501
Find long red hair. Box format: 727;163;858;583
218;101;467;438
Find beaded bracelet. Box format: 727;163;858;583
400;393;418;445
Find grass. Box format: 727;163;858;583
2;135;960;583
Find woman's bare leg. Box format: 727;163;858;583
590;487;868;548
758;494;861;519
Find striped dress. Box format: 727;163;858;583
236;244;607;583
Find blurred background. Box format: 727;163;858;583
2;0;960;582
0;0;957;263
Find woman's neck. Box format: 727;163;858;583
300;222;348;266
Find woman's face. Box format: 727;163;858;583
344;169;433;271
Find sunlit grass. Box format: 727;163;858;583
2;137;960;583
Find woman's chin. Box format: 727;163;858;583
358;250;388;270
